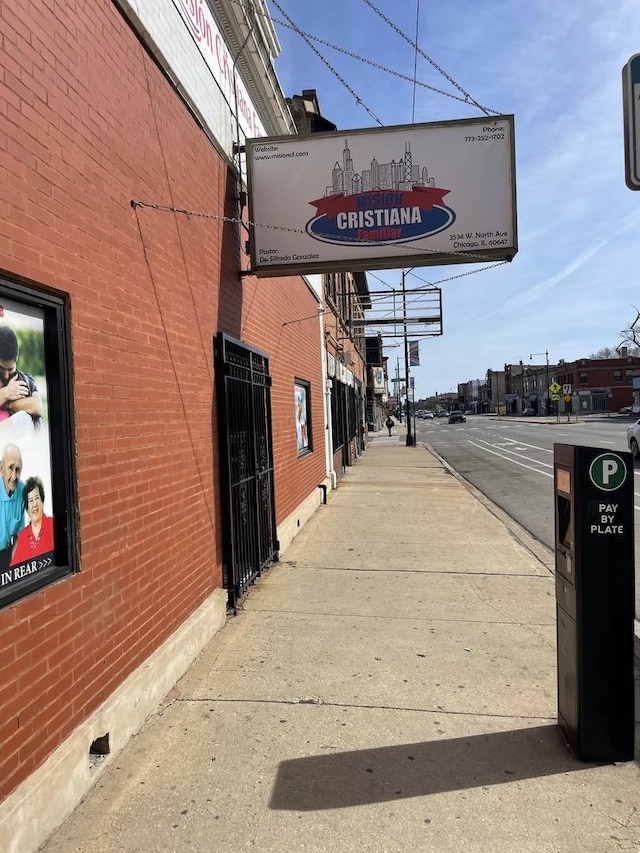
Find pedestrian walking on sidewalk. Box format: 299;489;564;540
386;415;394;436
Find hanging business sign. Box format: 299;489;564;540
372;366;385;392
246;115;517;276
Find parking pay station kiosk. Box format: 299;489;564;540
554;444;635;762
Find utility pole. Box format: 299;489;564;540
530;350;550;415
402;269;413;446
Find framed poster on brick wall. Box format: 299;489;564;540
295;379;312;457
0;276;77;609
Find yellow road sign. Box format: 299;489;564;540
549;381;561;395
564;394;572;402
551;394;560;401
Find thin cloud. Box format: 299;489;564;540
477;207;640;322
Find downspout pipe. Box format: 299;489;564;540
319;306;337;490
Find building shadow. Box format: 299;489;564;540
269;724;598;811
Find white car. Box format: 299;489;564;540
627;419;640;458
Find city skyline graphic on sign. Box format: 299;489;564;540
305;138;455;247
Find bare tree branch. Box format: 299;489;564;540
617;307;640;351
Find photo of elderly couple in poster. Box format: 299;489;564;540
0;300;55;586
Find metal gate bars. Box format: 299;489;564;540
216;333;279;609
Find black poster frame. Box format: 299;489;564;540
0;274;78;609
295;377;313;457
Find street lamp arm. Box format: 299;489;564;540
529;350;550;415
529;350;549;363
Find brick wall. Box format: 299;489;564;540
0;0;325;799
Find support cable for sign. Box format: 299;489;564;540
227;0;503;116
132;203;217;534
274;20;498;114
269;0;384;127
370;263;505;292
360;0;495;117
129;199;511;268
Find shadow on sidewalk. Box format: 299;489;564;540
269;724;595;810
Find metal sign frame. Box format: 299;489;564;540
348;285;443;340
246;115;518;276
623;54;640;190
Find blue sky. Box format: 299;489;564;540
265;0;640;399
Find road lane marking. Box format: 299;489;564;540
467;439;553;477
474;438;554;469
467;441;640;511
475;435;553;454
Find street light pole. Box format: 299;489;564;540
530;350;550;415
402;269;414;446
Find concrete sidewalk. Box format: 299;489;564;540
43;430;640;853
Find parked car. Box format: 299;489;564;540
618;406;633;416
522;407;536;416
448;410;466;424
424;411;434;419
627;419;640;457
436;409;449;418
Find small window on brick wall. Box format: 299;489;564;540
579;373;588;384
614;370;622;380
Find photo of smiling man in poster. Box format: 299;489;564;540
0;323;43;438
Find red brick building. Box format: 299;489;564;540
555;357;640;413
0;1;341;846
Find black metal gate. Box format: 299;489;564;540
216;333;278;609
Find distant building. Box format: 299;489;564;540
555;357;640;414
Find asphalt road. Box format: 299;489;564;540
414;413;640;616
